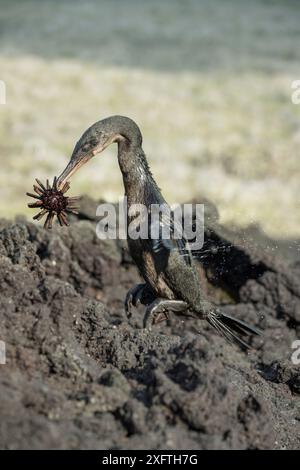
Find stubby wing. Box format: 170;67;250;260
150;206;192;266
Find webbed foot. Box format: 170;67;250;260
143;299;188;328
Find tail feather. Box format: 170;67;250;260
207;310;262;350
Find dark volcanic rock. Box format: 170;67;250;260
0;199;299;449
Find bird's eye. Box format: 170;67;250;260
90;137;98;147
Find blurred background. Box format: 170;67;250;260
0;0;299;237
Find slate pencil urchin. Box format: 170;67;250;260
26;177;80;229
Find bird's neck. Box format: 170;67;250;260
117;139;164;206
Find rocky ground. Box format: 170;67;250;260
0;197;299;449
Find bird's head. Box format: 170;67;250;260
57;115;142;190
57;122;121;189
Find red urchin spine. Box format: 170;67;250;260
26;177;80;229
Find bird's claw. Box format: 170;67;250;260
125;283;146;319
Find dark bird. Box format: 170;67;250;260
57;115;260;348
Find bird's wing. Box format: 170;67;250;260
150;207;192;266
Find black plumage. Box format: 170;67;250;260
56;115;261;348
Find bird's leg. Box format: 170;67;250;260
143;299;188;328
125;283;147;318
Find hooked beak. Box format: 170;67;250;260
57;134;122;190
57;154;92;190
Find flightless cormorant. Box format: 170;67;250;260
57;115;260;348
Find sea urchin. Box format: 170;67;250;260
26;177;80;229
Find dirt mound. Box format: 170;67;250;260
0;198;299;449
